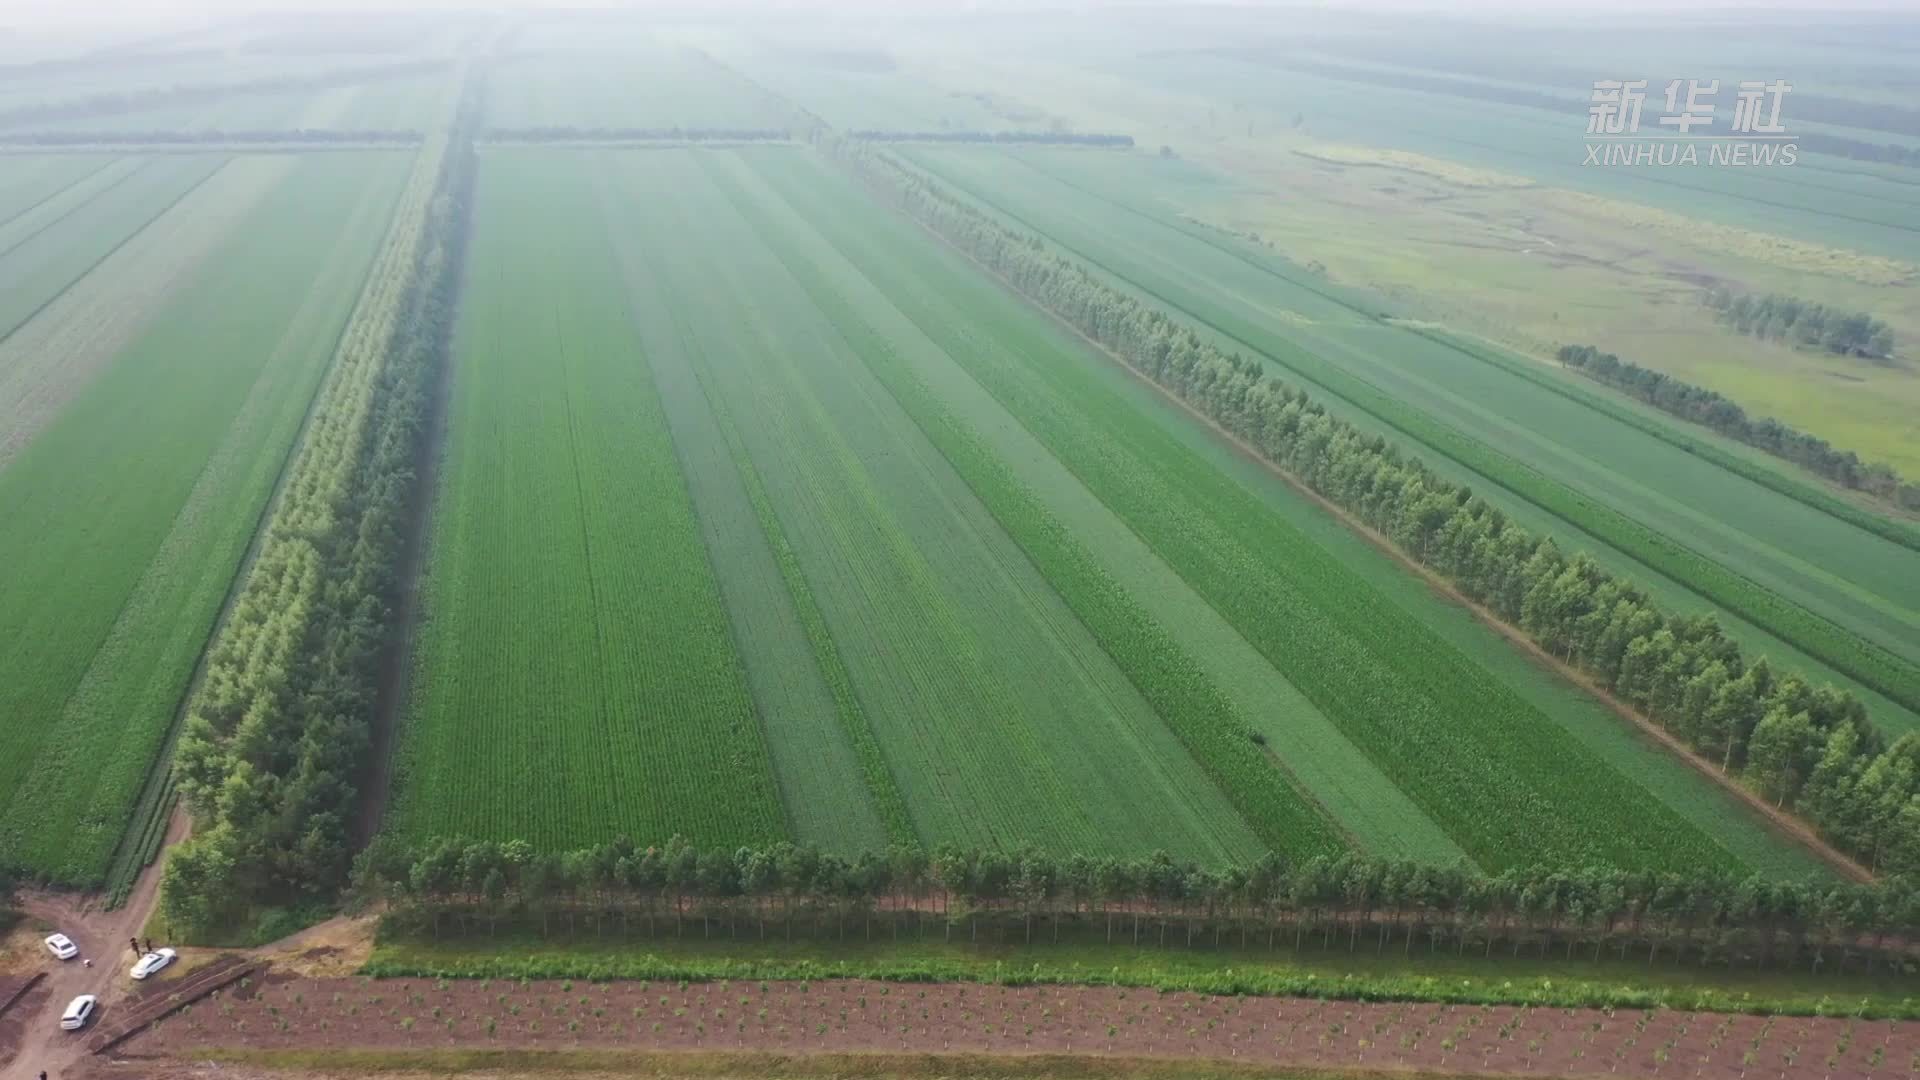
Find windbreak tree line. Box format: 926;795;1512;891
849;131;1134;147
1557;344;1920;514
832;143;1920;879
358;836;1920;974
1705;289;1895;361
484;125;792;143
158;73;482;933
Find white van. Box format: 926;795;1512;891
60;994;96;1031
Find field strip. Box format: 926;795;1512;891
995;150;1920;651
713;163;1282;862
715;149;1445;861
594;159;901;852
908;148;1920;719
861;148;1866;882
710;151;1339;860
644;150;1260;859
0;155;276;471
659;165;1147;857
390;150;787;849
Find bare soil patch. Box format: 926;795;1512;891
118;975;1920;1080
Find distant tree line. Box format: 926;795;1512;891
1706;288;1895;360
158;74;483;933
0;129;423;146
1558;345;1920;513
834;141;1920;878
0;58;449;130
849;130;1134;147
483;126;791;143
357;836;1920;973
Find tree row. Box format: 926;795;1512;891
1705;289;1895;361
1557;344;1920;515
358;836;1920;974
158;70;483;933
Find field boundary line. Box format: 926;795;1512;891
914;149;1920;713
871;151;1873;885
0;155;120;232
0;155;140;254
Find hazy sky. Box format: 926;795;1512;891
3;0;1914;33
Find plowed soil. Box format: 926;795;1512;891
119;974;1920;1079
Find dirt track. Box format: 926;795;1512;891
112;973;1920;1080
0;806;186;1080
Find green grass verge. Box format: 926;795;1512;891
366;928;1920;1019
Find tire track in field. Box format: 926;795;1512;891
0;157;222;350
0;155;150;261
0;155;241;468
547;284;628;841
0;153;123;235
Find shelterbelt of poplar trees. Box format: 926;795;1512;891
356;836;1920;973
828;141;1920;880
158;72;481;931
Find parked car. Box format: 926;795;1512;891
43;933;78;961
60;994;96;1031
130;947;176;980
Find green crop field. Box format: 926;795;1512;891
903;144;1920;738
15;9;1920;963
382;144;1828;880
0;151;411;884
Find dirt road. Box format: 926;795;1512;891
0;807;186;1080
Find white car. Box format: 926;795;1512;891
130;947;176;980
60;994;96;1031
44;933;78;961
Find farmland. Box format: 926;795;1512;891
901;144;1920;737
0;151;412;884
9;12;1920;1037
378;142;1834;881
